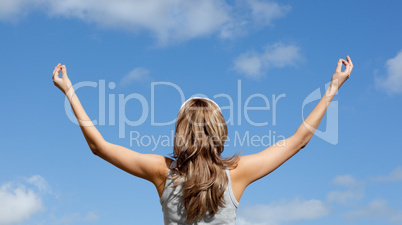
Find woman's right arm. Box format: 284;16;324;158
52;64;170;190
231;56;354;201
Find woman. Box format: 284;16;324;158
52;56;353;224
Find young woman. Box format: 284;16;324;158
52;56;353;224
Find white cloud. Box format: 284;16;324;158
219;0;291;39
233;43;303;78
331;174;365;189
0;0;290;44
344;199;402;223
236;172;402;225
327;189;364;205
0;0;41;22
54;211;99;224
120;67;150;86
375;51;402;94
46;0;231;45
329;171;402;223
0;175;99;225
236;198;329;225
27;175;51;193
246;0;291;26
233;53;263;77
332;175;360;187
85;211;99;222
327;175;365;204
373;167;402;182
0;179;44;225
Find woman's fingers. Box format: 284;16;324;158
53;67;61;79
61;65;68;78
52;68;57;78
347;56;353;73
52;63;63;78
52;64;64;88
335;59;345;73
342;59;351;75
336;56;354;75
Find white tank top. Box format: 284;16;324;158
160;160;239;225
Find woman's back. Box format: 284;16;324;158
161;160;239;225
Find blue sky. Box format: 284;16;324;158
0;0;401;224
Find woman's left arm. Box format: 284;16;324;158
52;64;169;186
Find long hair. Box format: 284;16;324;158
171;97;240;223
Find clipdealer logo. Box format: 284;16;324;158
301;82;339;145
63;80;339;149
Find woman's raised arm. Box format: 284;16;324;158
52;63;104;152
52;64;170;194
230;56;354;202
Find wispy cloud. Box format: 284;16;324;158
236;198;329;225
0;0;290;45
327;189;364;205
344;199;402;223
220;0;291;39
238;167;402;225
26;175;51;193
327;175;365;205
0;0;41;22
0;176;44;225
53;211;99;224
375;50;402;94
245;0;291;26
332;174;361;187
328;169;402;224
372;167;402;182
0;175;99;225
120;67;151;86
233;42;303;78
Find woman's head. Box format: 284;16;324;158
172;97;239;222
174;97;227;162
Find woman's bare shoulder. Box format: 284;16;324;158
154;156;175;197
156;155;174;177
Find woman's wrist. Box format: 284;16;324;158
64;86;75;100
327;81;340;96
330;76;343;90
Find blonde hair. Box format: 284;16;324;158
171;97;240;223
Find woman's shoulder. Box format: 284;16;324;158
148;155;175;182
154;156;175;197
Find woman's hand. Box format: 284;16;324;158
52;63;73;95
331;56;354;89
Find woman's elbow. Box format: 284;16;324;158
88;141;106;156
299;142;308;150
292;135;310;150
91;148;100;155
89;145;99;155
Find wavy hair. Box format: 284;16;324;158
170;98;240;223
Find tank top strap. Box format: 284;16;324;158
225;167;239;208
165;160;177;180
169;160;177;170
160;160;178;205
